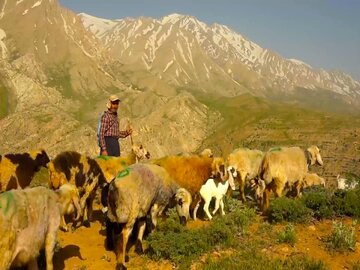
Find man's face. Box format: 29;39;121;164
110;100;119;112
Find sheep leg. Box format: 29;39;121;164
83;193;95;228
45;228;57;270
150;204;160;229
261;187;271;212
294;181;303;198
60;214;69;232
27;258;39;270
203;199;212;220
273;177;285;198
220;198;225;216
105;218;116;251
239;174;247;203
116;224;133;270
212;197;220;216
193;200;201;221
80;176;99;227
135;217;147;255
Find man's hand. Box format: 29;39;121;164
101;150;108;156
127;128;133;136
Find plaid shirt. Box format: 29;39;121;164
99;110;129;151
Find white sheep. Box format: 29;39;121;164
193;167;237;220
0;184;80;270
258;145;323;211
226;148;264;202
105;163;192;270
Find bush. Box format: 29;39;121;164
277;224;296;246
301;188;334;219
325;221;357;252
282;255;328;270
202;251;327;270
331;189;360;217
223;206;257;235
147;206;256;268
267;197;312;223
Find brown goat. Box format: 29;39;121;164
151;155;227;218
48;151;106;230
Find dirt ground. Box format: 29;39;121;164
53;210;360;270
53;210;173;270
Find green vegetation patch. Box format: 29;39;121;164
46;64;73;99
324;221;357;252
0;81;10;119
202;252;328;270
267;197;312;223
277;223;296;246
147;206;256;269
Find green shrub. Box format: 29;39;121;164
256;221;274;237
202;251;327;270
325;221;357;252
301;188;334;219
222;206;257;235
267;197;312;223
202;249;283;270
224;196;244;213
330;189;360;218
147;206;255;269
282;255;328;270
277;224;296;246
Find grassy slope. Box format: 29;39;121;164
194;92;360;180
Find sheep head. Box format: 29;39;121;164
199;148;213;158
30;149;50;171
306;145;323;166
211;157;228;182
227;166;237;190
250;178;266;203
132;144;151;162
57;184;81;221
174;188;192;225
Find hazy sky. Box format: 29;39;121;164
59;0;360;81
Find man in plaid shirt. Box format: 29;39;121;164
99;95;132;156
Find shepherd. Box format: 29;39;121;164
98;95;133;157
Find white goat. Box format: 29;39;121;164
337;174;358;190
193;167;237;220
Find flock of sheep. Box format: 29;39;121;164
0;142;349;270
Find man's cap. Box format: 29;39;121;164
109;94;121;102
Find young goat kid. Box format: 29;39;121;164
194;167;237;220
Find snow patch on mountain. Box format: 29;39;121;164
0;28;8;58
288;58;312;69
0;0;7;19
31;0;42;9
161;13;183;25
163;60;174;73
79;12;118;38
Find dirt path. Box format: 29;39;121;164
53;217;172;270
53;214;360;270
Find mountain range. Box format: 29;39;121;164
0;0;359;180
